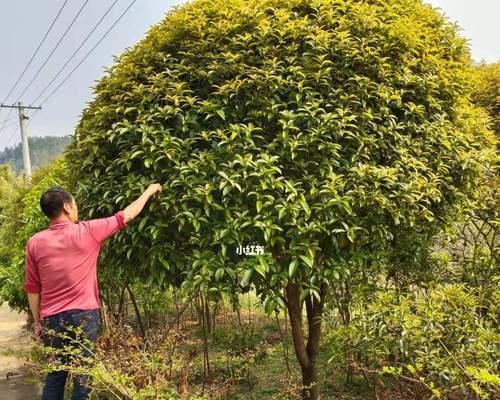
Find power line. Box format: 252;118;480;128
31;0;122;105
0;109;14;134
15;0;91;102
1;121;19;132
0;0;70;135
0;108;14;135
0;116;17;126
39;0;138;107
5;126;19;148
27;109;40;125
1;0;70;105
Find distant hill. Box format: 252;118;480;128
0;136;72;174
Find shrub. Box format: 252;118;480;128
327;284;500;399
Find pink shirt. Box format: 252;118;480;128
24;211;128;320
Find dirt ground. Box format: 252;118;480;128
0;303;41;399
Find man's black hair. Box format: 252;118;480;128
40;187;73;219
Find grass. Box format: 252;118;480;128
169;306;373;400
24;293;379;399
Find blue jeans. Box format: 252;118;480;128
40;309;100;400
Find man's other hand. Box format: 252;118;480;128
33;322;42;340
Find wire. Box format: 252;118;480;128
4;126;19;148
0;107;16;135
15;0;91;102
31;0;122;105
1;0;70;105
39;0;138;107
0;115;17;126
26;109;40;128
1;121;19;132
0;1;69;135
0;108;14;134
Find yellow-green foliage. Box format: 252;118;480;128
327;284;499;399
0;164;24;264
68;0;494;292
472;62;500;136
0;157;71;311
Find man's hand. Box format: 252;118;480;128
27;292;41;340
123;183;163;224
146;183;162;196
33;321;42;340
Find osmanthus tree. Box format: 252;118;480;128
67;0;494;398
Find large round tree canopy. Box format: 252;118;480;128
68;0;492;287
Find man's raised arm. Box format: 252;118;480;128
123;183;163;224
82;183;163;244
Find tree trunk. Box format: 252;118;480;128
302;365;319;400
100;299;110;332
126;284;145;338
203;294;212;334
211;300;218;332
117;287;126;324
340;281;352;384
275;311;291;376
165;291;198;336
174;288;180;330
200;293;211;379
285;282;325;400
231;294;243;332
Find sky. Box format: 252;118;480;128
0;0;498;151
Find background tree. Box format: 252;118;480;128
66;0;495;398
0;135;71;173
471;61;500;136
0;158;70;311
431;61;500;308
0;164;24;265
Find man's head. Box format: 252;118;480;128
40;188;78;223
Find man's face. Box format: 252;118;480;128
62;197;79;223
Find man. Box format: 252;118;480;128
24;183;162;400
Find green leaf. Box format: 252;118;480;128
241;269;253;287
299;255;313;268
160;258;170;270
347;227;356;242
255;255;268;277
216;109;226;120
278;207;286;220
138;216;149;232
215;268;225;280
130;150;143;159
299;194;311;217
288;258;299;277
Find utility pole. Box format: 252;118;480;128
0;102;41;181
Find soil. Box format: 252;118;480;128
0;303;41;399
